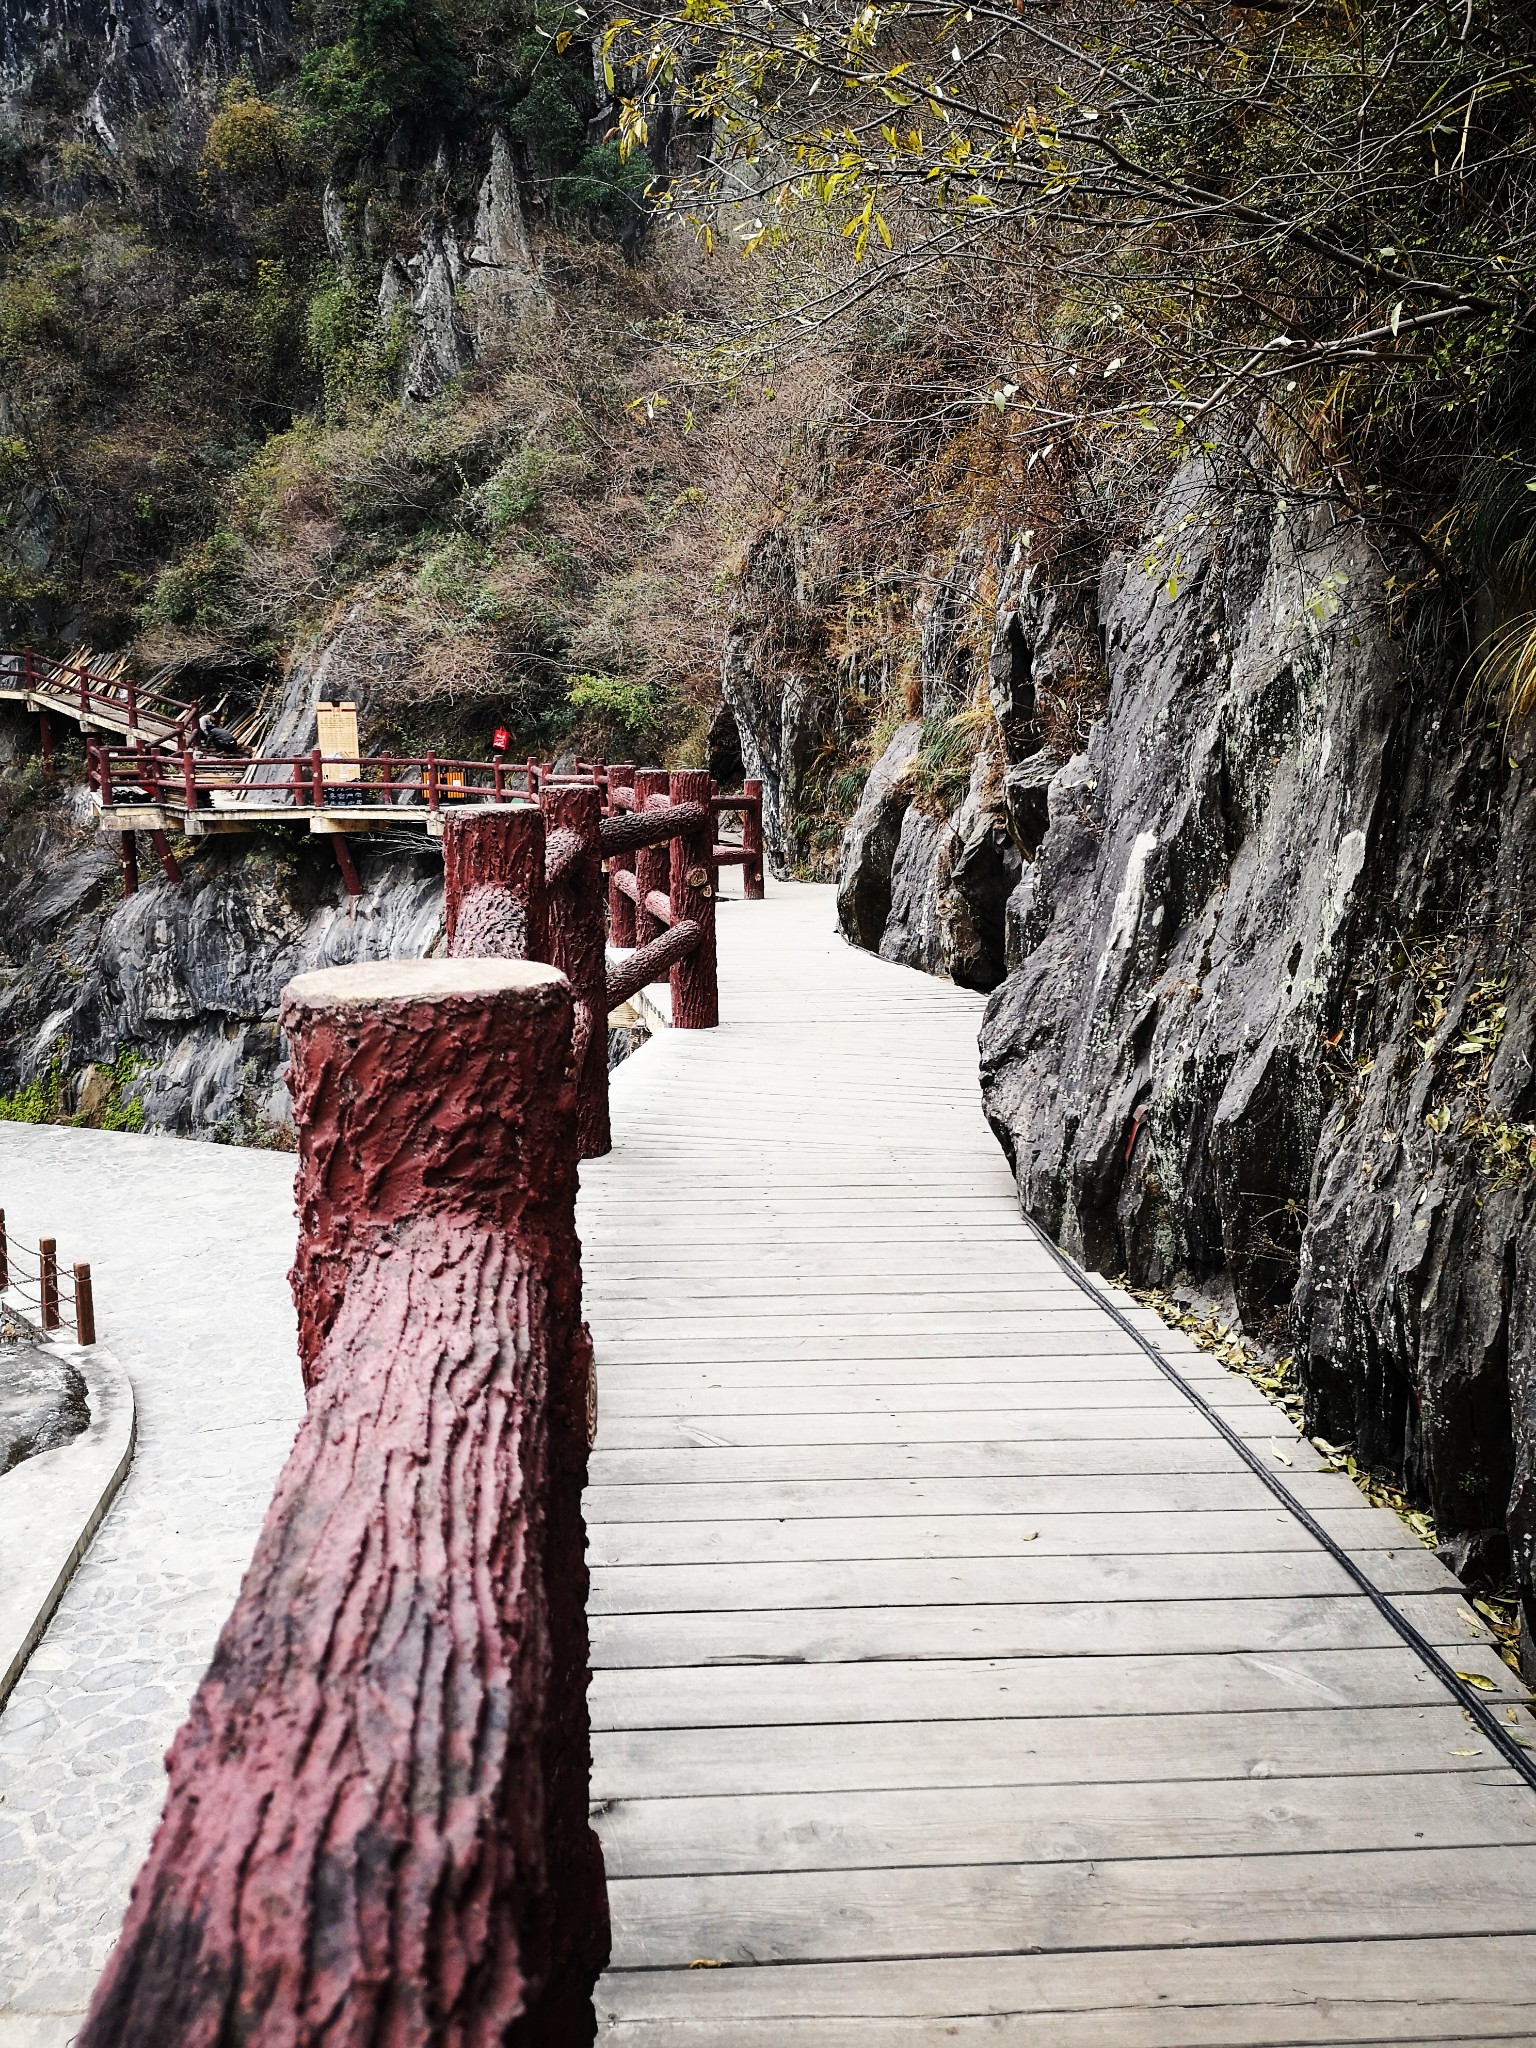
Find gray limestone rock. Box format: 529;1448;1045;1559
973;458;1536;1632
878;807;947;976
835;719;923;950
460;130;548;346
720;527;830;874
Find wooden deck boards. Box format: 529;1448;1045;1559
578;879;1536;2044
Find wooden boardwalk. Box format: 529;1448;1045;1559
579;879;1536;2045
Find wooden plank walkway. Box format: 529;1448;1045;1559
579;879;1536;2045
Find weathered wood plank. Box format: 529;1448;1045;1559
591;1704;1522;1800
586;1505;1397;1567
588;1591;1489;1669
604;1845;1536;1968
590;1645;1524;1731
589;1549;1459;1614
596;1771;1536;1877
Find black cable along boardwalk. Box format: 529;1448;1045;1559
1027;1219;1536;1794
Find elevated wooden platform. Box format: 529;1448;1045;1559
579;880;1536;2045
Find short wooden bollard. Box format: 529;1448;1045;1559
443;803;549;961
38;1237;58;1330
668;770;719;1028
72;1262;95;1346
78;959;609;2048
541;783;610;1160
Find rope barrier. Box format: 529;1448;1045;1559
0;1208;96;1344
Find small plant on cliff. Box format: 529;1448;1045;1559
567;673;660;748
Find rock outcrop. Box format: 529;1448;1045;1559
949;461;1536;1634
0;0;292;148
720;528;829;874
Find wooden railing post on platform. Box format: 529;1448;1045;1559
72;1263;95;1346
668;769;719;1028
541;783;610;1159
78;958;609;2048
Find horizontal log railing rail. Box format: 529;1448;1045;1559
76;960;608;2046
0;1207;96;1345
0;647;201;754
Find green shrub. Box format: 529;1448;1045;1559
555;142;652;239
568;672;660;744
149;528;246;628
300;0;468;156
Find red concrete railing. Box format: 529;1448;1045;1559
443;770;744;1156
78;959;609;2047
0;1208;96;1345
86;744;537;812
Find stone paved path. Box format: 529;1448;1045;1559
0;1126;302;2048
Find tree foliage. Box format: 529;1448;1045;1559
616;0;1536;549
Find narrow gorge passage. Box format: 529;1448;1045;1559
582;881;1536;2044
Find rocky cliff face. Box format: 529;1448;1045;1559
834;461;1536;1645
1;0;292;147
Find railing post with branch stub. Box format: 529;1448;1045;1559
77;957;609;2048
631;768;669;948
443;803;548;962
743;775;765;899
542;783;610;1159
605;762;636;946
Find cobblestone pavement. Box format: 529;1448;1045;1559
0;1126;302;2048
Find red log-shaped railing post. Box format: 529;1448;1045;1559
181;749;197;811
78;958;609;2048
668;769;719;1028
443;805;549;961
310;745;325;808
743;775;766;899
606;763;636;945
39;1238;59;1330
541;783;609;1158
632;769;669;947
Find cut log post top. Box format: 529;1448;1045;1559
282;959;579;1384
443;804;549;961
78;957;609;2048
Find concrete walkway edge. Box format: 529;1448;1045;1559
0;1333;135;1715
